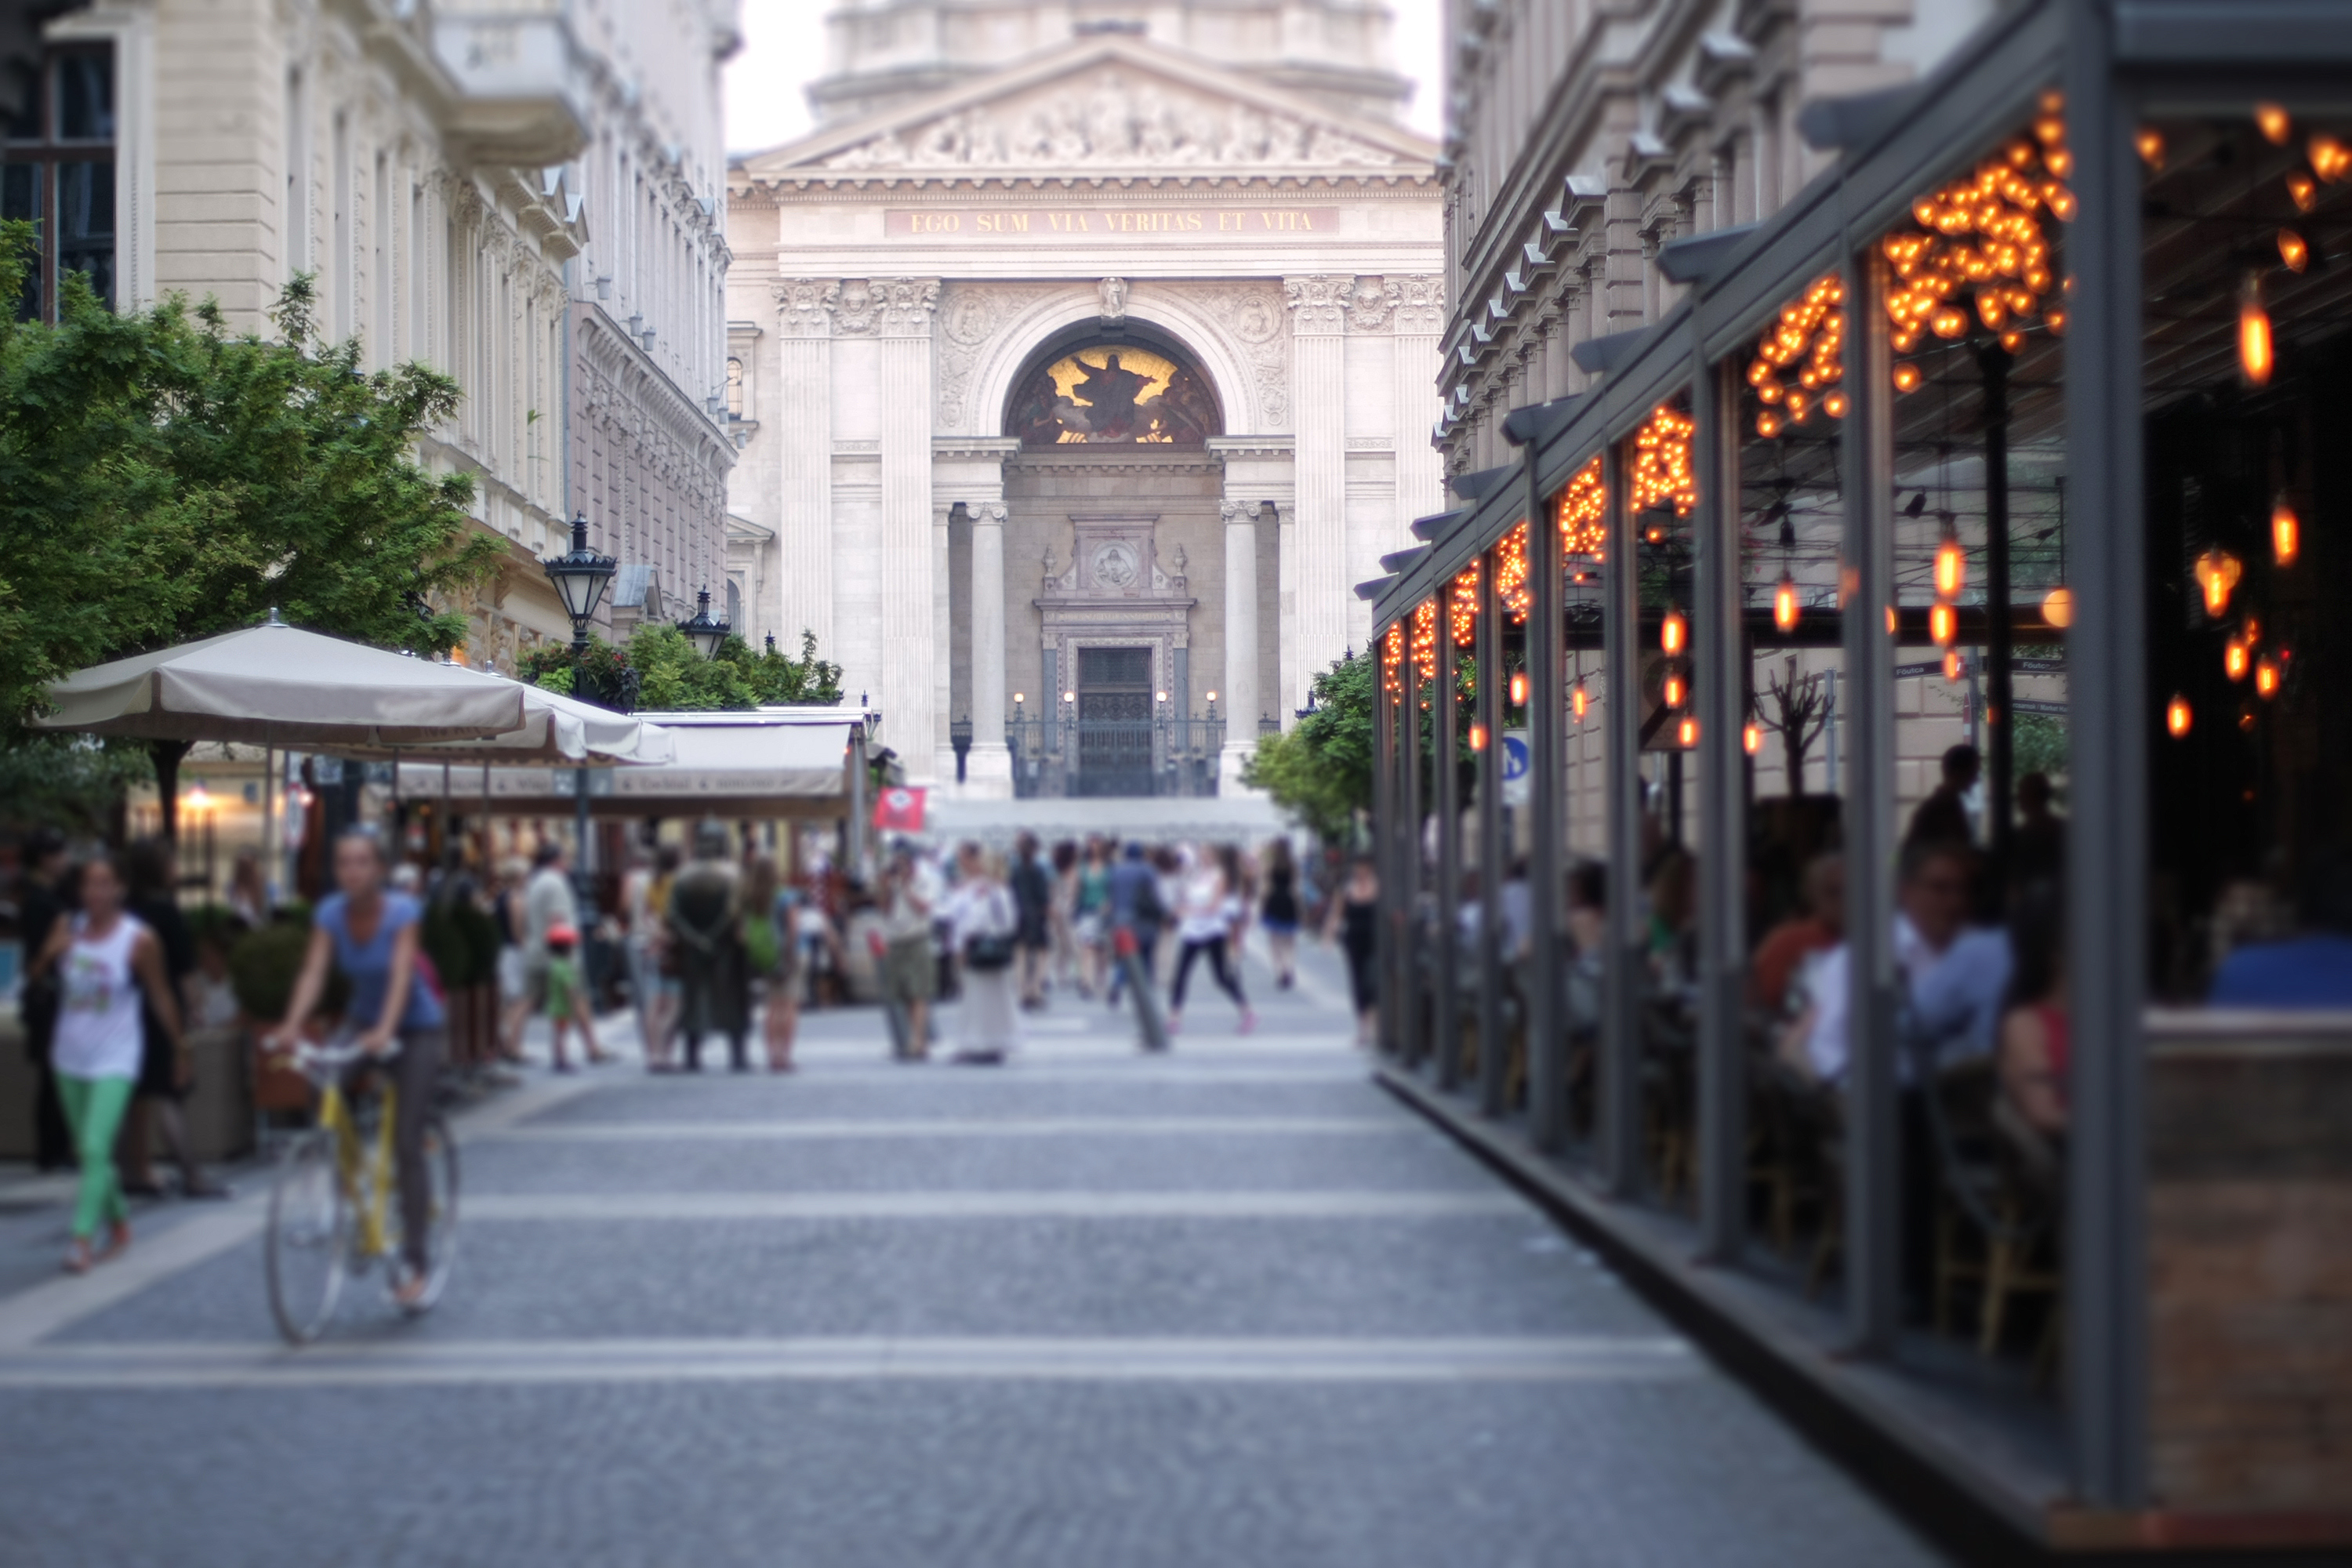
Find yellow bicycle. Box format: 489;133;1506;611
266;1036;459;1345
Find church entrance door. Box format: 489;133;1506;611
1073;646;1155;797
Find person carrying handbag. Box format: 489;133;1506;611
945;842;1020;1065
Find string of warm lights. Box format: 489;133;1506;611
1410;600;1438;682
1448;561;1480;648
1882;93;2072;394
1558;456;1606;557
1746;271;1848;437
1496;522;1530;624
1381;622;1406;696
1629;403;1697;517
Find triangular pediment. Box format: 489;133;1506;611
735;36;1436;179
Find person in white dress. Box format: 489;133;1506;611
944;843;1021;1065
27;855;186;1274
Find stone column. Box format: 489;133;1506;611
771;281;834;651
965;501;1013;796
872;278;939;781
1220;497;1261;789
1284;276;1350;721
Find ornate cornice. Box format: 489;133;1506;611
1283;274;1352;336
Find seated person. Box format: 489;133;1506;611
1751;853;1843;1016
1997;880;2068;1135
1779;839;1985;1084
2208;850;2352;1007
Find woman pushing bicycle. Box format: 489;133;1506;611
267;827;446;1311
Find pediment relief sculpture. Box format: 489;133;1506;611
822;68;1401;172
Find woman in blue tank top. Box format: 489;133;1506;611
268;826;445;1307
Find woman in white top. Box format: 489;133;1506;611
944;842;1021;1065
28;854;185;1274
1168;845;1254;1036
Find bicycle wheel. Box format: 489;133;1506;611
266;1129;348;1345
387;1112;460;1314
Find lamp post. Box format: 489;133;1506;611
541;511;616;911
677;586;732;662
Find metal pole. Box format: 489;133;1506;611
1475;544;1507;1117
2063;0;2148;1504
1695;350;1748;1262
1841;243;1902;1356
1980;343;2015;885
1601;438;1644;1196
1399;629;1426;1069
260;744;277;911
1525;438;1566;1150
1373;644;1397;1058
1434;586;1464;1092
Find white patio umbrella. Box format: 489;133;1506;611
336;679;674;767
34;617;528;747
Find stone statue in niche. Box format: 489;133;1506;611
1091;541;1140;590
1098;276;1127;325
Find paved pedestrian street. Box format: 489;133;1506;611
0;953;1942;1567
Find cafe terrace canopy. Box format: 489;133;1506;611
332;679;675;768
393;710;866;820
34;620;526;747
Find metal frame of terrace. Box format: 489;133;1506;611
1362;1;2352;1551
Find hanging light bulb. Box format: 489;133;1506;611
1663;671;1686;709
1678;716;1699;749
2042;586;2073;628
2226;638;2250;681
2136;127;2165;167
1509;670;1529;706
1944;648;1966;683
2194;549;2243;615
1572;683;1589;722
1661;608;1686;656
1743;720;1762;756
1755;408;1783;438
1935;531;1965;598
2274;499;2300;565
2312;133;2352;181
2167;695;2194;737
1824;391;1849;419
1893;363;1922;394
1468;722;1488;752
1930;601;1958;647
2257;103;2292;145
2241;273;2274;387
2278;228;2310;273
2256;657;2281;698
1773;572;1800;632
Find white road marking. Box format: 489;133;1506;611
0;1334;1697;1389
485;1116;1414;1142
460;1190;1531;1221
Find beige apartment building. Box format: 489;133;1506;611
5;0;739;670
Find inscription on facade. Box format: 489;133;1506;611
887;208;1343;240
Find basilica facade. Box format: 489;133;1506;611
724;12;1443;794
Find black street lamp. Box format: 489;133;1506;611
677;585;731;661
540;511;618;909
543;512;618;655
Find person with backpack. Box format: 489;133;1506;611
741;854;803;1072
1104;840;1166;1011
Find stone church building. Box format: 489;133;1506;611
724;2;1443;794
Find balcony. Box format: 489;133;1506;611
430;2;592;167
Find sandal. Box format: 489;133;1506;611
93;1221;132;1265
62;1238;93;1275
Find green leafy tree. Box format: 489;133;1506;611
520;626;844;713
1243;650;1377;844
2;230;498;836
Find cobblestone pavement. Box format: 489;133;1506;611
0;945;1947;1567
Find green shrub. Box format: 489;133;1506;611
227;921;347;1024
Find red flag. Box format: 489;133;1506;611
873;786;926;833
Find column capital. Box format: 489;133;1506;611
1283;274;1355;336
1391;274;1447;336
967;501;1008;526
1220;498;1274;525
818;277;941;339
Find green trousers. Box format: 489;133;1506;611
56;1073;134;1240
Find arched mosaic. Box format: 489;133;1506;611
1007;341;1221;448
